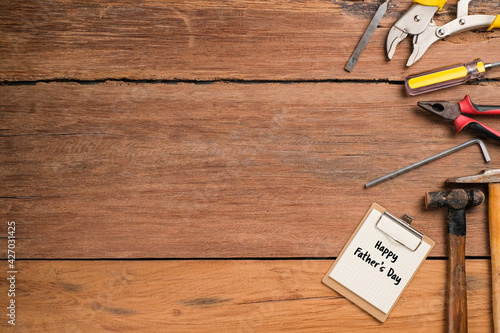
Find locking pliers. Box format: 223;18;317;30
387;0;500;66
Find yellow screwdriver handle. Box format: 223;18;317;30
414;0;447;11
488;15;500;31
405;59;487;95
408;66;468;90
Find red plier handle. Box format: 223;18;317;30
454;95;500;142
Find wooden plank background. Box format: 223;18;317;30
0;0;499;81
2;82;500;259
0;260;494;332
1;0;500;331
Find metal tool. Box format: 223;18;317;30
386;0;500;66
447;169;500;332
418;95;500;142
405;59;500;95
425;189;485;333
365;139;489;188
345;0;390;72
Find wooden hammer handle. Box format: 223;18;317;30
448;232;468;333
489;183;500;332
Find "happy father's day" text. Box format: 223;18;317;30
353;240;402;285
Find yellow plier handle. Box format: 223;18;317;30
413;0;499;30
414;0;447;11
488;15;500;31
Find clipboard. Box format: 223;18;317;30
322;203;435;322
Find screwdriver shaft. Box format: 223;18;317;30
486;61;500;69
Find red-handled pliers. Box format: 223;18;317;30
418;95;500;142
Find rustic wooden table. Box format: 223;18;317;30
1;0;500;331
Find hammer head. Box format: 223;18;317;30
447;169;500;184
425;189;484;210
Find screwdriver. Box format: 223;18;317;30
405;58;500;96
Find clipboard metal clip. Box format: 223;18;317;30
375;212;424;252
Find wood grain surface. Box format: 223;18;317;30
0;0;499;81
2;82;500;258
1;0;500;331
0;260;493;332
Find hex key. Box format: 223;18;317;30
365;139;490;188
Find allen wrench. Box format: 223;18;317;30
365;139;490;188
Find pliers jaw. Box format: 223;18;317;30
386;4;440;63
419;96;500;142
387;0;499;66
406;20;438;66
417;101;461;122
386;26;408;60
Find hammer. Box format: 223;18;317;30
447;169;500;332
425;189;485;333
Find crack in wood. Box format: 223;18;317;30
0;78;409;86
